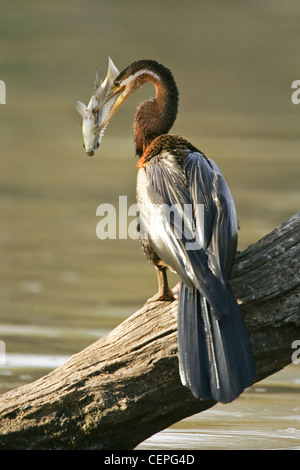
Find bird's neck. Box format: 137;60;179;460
134;77;178;157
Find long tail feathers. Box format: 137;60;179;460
177;283;256;403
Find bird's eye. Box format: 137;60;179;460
114;80;120;87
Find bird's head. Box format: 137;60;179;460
95;60;167;141
80;59;178;156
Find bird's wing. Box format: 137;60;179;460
137;151;231;316
177;156;254;402
137;153;200;286
184;152;238;281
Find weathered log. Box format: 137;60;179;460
0;212;299;450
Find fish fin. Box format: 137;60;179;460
76;99;86;118
94;68;102;91
107;57;119;83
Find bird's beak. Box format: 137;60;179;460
95;84;126;135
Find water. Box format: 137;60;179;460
1;0;300;450
138;366;300;450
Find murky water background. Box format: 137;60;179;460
0;1;300;449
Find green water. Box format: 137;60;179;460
0;0;300;449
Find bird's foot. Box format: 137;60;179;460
146;288;175;304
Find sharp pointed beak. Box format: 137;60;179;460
95;85;126;135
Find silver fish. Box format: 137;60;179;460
76;57;119;156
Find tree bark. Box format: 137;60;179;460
0;212;299;450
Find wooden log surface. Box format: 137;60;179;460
0;212;299;450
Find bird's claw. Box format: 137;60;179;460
146;289;176;304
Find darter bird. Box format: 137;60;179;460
89;59;256;403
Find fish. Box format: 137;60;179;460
76;57;119;156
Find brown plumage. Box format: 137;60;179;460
137;134;202;169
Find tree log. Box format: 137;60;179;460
0;212;299;450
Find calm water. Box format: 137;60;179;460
1;0;300;449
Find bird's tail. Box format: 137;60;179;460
177;282;256;403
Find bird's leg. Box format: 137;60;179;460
146;266;175;303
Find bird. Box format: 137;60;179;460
94;59;256;403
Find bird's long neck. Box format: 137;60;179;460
133;67;179;157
